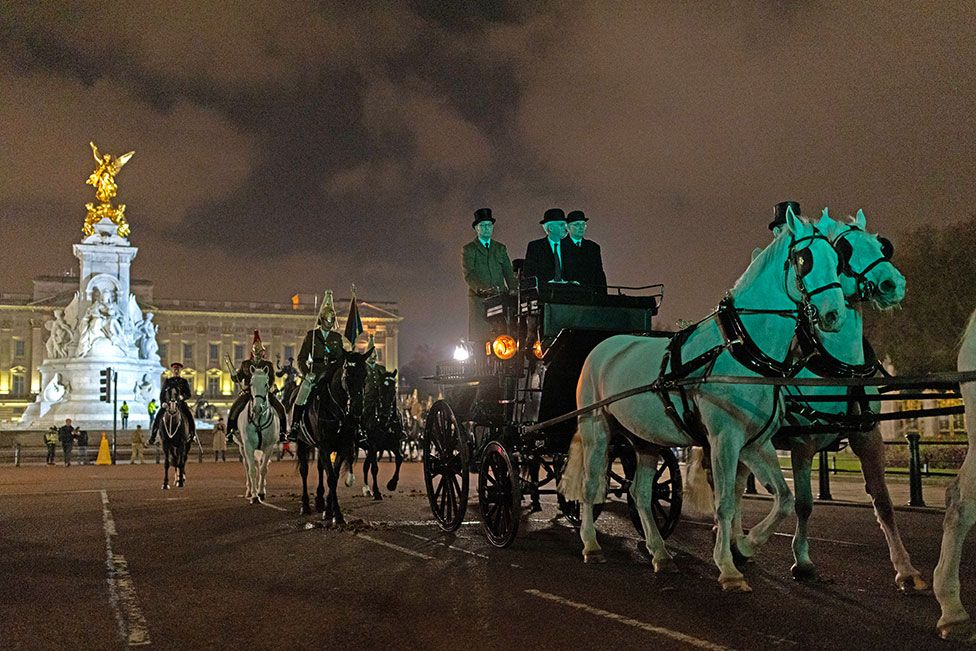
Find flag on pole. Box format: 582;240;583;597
343;285;363;345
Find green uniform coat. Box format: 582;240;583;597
461;238;516;344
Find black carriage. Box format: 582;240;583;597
422;279;682;547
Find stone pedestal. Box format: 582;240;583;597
15;219;164;430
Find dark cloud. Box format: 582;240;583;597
2;2;975;359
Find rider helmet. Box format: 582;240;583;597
169;362;184;375
317;290;337;330
251;330;266;358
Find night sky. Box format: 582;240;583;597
2;2;975;359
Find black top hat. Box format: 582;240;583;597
472;207;494;227
540;208;566;224
566;210;588;222
769;201;801;231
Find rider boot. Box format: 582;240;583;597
287;404;304;442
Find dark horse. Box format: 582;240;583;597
360;368;405;500
158;399;193;489
295;347;372;524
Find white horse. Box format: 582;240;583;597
719;211;925;591
236;368;280;504
560;207;848;592
934;308;976;640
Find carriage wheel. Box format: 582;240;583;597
554;455;605;527
625;446;683;540
423;401;469;532
478;441;521;548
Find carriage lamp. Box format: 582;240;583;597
491;335;518;360
532;340;544;360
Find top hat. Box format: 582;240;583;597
566;210;588;223
540;208;566;224
769;201;801;231
472;207;495;227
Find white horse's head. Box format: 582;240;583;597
740;204;847;333
828;208;905;309
250;368;270;418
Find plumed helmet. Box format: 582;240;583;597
318;290;337;327
251;330;265;357
367;333;377;362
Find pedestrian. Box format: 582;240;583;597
120;401;130;429
130;425;145;464
77;429;89;465
58;419;74;466
147;398;157;428
44;428;58;465
212;417;227;462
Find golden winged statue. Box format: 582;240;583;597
83;141;135;238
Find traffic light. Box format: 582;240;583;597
99;367;112;403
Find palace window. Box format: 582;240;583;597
159;343;168;361
283;345;294;360
13;339;26;358
234;344;244;361
11;370;26;396
206;374;221;396
209;344;220;364
183;343;194;363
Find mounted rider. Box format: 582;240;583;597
362;333;388;423
148;362;196;445
227;330;288;444
288;290;347;441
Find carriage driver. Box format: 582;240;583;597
287;290;347;441
226;330;289;444
462;207;517;346
148;362;196;445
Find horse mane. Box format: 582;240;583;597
731;226;791;291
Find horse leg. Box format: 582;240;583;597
315;454;327;514
935;468;976;639
788;440;819;580
298;443;311;515
737;440;794;560
362;450;372;497
371;452;382;500
567;410;610;563
327;455;345;526
849;427;927;592
386;445;403;492
162;447;170;490
707;431;751;592
630;449;676;573
258;445;271;501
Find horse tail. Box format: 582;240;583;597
559;431;586;503
683;446;716;517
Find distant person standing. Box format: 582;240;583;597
76;430;89;465
120;401;130;429
130;425;145;464
212;417;227;462
147;398;158;428
44;428;58;465
58;419;74;467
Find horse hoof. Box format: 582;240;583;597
938;617;976;641
250;497;259;504
583;551;607;564
730;542;753;567
362;486;372;497
373;493;383;502
315;498;326;512
653;557;679;574
300;504;311;516
386;480;398;491
791;562;818;582
896;573;930;594
720;576;752;593
162;484;169;490
258;493;266;502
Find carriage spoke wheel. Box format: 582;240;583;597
422;401;469;532
554;455;605;527
478;441;520;548
625;446;683;540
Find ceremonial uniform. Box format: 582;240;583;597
227;357;288;438
462;208;516;344
150;372;196;444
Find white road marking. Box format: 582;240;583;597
400;531;490;560
100;490;151;647
682;518;868;547
257;500;288;512
356;533;435;560
524;589;733;651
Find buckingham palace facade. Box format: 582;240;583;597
0;275;400;422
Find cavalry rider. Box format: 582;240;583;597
564;210;607;291
363;333;386;421
226;330;288;444
148;362;196;445
276;355;300;407
462;207;517;346
288;291;347;441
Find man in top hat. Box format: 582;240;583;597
288;291;347;441
563;210;607;291
769;200;801;234
462;208;517;345
227;330;288;444
523;208;570;284
148;362;196;445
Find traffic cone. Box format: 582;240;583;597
95;432;112;465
